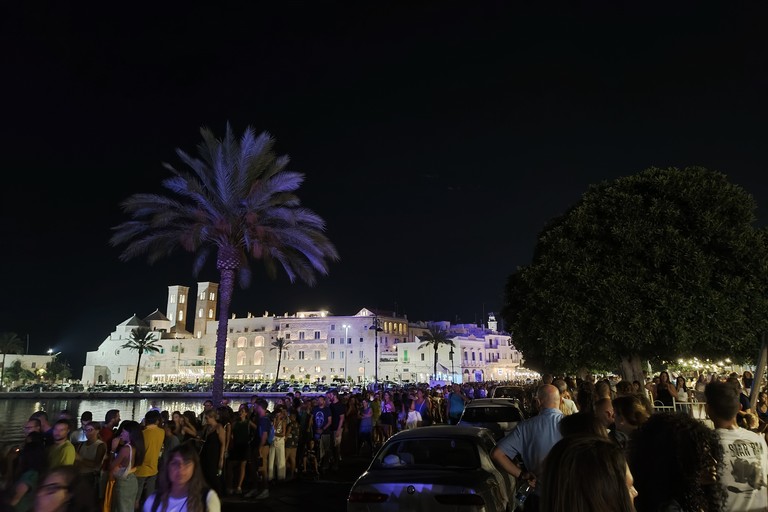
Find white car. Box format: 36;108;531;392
347;425;518;511
457;398;526;441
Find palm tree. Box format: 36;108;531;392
418;326;455;382
270;337;291;385
0;332;24;388
121;327;162;392
110;123;339;405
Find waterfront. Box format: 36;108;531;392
0;394;286;447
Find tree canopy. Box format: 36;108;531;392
111;123;338;404
502;166;768;379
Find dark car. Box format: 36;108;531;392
348;425;518;511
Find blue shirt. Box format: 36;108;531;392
495;407;563;484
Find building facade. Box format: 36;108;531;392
81;282;523;386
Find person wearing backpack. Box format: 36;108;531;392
142;442;220;512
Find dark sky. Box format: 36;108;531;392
2;2;767;371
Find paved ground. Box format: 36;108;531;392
221;454;371;512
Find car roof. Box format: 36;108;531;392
387;425;491;441
466;398;521;407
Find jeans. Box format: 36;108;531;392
112;473;137;512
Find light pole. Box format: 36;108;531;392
369;317;383;387
449;346;454;384
343;324;350;381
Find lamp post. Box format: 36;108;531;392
343;324;350;380
449;346;454;384
369;317;383;387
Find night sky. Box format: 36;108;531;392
2;2;767;371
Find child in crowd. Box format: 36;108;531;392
302;439;319;479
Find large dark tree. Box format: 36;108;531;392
502;167;768;382
111;123;339;405
121;326;161;392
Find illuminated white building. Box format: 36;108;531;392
81;283;522;385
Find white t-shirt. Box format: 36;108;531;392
142;490;221;512
716;426;768;512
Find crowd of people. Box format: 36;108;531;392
1;369;765;511
488;370;767;512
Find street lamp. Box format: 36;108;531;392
369;317;383;387
449;346;454;384
343;324;350;380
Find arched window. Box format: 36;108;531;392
237;351;246;366
237;337;247;348
253;351;264;366
254;336;265;347
198;308;204;318
208;308;214;319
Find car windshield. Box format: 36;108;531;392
376;438;480;469
462;405;523;423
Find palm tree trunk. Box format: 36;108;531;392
1;353;5;389
434;347;438;382
134;350;143;392
275;351;282;385
213;267;236;406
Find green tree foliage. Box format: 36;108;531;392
4;360;36;384
270;337;291;385
502;167;768;381
111;123;339;405
46;356;72;382
121;327;161;391
418;326;456;381
0;332;24;386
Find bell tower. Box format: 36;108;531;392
194;282;219;338
167;285;190;333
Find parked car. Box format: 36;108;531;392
347;425;518;511
457;398;526;441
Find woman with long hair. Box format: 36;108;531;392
109;420;144;512
142;443;221;512
541;435;637;512
655;372;676;408
629;412;726;512
612;395;651;453
33;465;97;512
199;410;225;495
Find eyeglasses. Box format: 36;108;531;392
38;483;68;496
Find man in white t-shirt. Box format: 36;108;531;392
706;380;768;512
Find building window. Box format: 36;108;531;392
331;352;335;360
348;338;352;345
479;353;483;361
359;337;364;343
341;351;345;359
331;324;335;330
209;292;215;301
285;333;291;340
255;336;265;347
298;351;305;360
314;331;321;339
170;296;176;303
237;337;247;348
200;291;206;300
208;309;214;319
299;332;305;340
198;308;204;318
421;353;425;361
178;311;183;321
180;294;185;304
330;338;335;344
237;351;246;366
31;362;36;368
198;347;204;356
359;350;364;359
253;351;264;365
314;350;321;360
